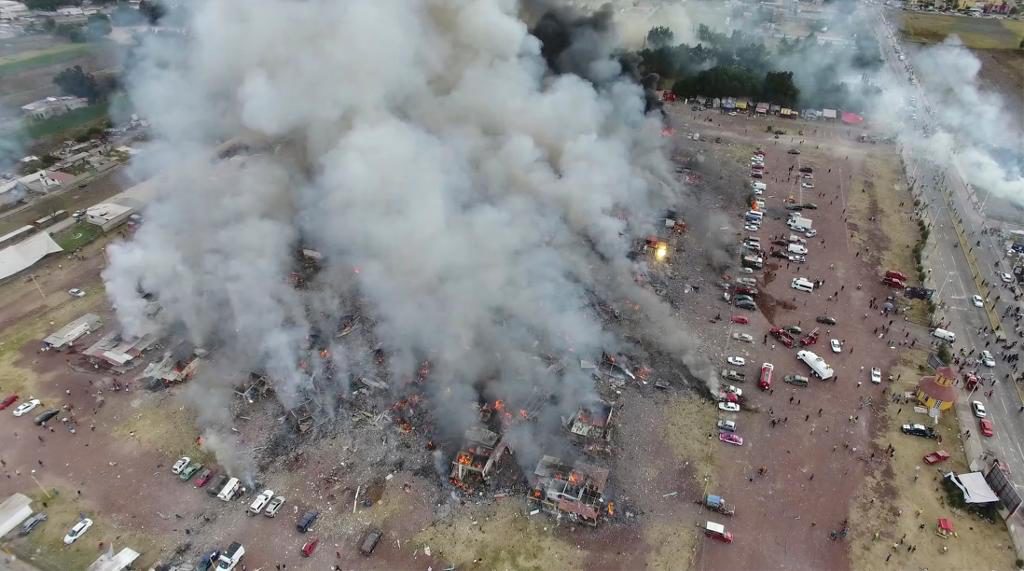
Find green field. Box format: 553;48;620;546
53;220;103;250
900;12;1024;49
21;103;110;141
0;43;94;77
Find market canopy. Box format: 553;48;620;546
0;231;63;281
946;471;999;504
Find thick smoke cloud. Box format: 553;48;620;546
104;0;711;474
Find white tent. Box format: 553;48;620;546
0;493;33;537
946;471;999;504
0;231;63;281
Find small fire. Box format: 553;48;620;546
532;488;543;498
636;367;652;380
607;501;616;516
398;419;413;433
519;409;529;419
567;471;582;486
654;242;668;261
320;349;330;360
456;452;473;465
494;399;505;412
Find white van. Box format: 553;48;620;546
745;210;764;224
217;477;240;502
932;328;956;343
791;277;814;293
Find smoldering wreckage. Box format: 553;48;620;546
77;0;721;539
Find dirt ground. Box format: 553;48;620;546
848;349;1017;571
973;49;1024;129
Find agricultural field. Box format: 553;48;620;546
898;12;1024;49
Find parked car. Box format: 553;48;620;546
0;394;18;410
718;402;741;413
726;356;746;367
301;537;319;557
721;369;746;383
19;512;47;536
719;432;744;446
248;490;274;515
830;339;842;353
804;228;817;238
730;315;749;324
870;368;882;384
972;295;984;308
264;495;286;517
901;424;935;438
33;409;59;426
193;468;214;488
784;374;809;387
723;385;743;397
787;148;801;155
799;166;813;173
180;462;203;481
923;450;950;465
981;350;996;368
980;418;994;437
63;518;93;545
783;325;802;336
735;300;758;311
67;288;86;298
172;457;191;475
207;475;230;497
1000;272;1014;284
816;316;837;325
971;400;987;418
297;511;320;533
717;420;737;432
12;398;40;417
359;528;384;556
731;333;753;343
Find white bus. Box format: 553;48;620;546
797;350;834;380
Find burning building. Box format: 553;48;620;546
528;455;610;526
567;400;614;455
140;351;201;388
82;331;157;371
449;427;511;489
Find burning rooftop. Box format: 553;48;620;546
529;455;611;526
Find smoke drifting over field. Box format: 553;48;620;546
103;0;712;472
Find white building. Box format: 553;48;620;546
0;1;27;21
86;202;134;232
20;96;89;120
43;313;103;350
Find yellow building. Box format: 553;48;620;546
916;366;958;411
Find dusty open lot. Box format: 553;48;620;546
0;99;1013;570
897;11;1024;49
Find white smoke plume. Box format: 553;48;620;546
103;0;713;474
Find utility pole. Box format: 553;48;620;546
28;274;45;304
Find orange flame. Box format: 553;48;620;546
568;472;582;486
607;501;616;516
456;452;473;466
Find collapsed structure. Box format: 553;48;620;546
529;455;612;526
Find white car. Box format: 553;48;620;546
12;398;40;417
724;385;743;397
248;489;274;515
981;350;996;368
801;182;814;189
171;456;191;475
744;224;760;232
63;518;93;545
740;267;754;274
971;400;987;418
788;244;808;255
718;402;741;413
726;356;746;367
830;339;842;354
732;333;754;343
67;288;85;298
752;188;764;196
972;295;984;308
804;229;817;238
870;368;882;384
1000;272;1013;284
717;419;736;432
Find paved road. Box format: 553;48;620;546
874;4;1024;546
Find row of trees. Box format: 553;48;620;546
637;23;883;111
53;64;117;103
671;68;800;107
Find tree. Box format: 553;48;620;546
646;26;674;49
24;0;79;10
85;13;112;38
138;0;166;24
53;65;100;102
761;71;800;107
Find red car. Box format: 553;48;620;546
0;395;18;410
719;432;744;446
885;270;909;282
980;419;994;437
881;276;905;289
193;468;214;488
923;450;950;464
301;537;319;557
759;363;774;391
730;315;749;325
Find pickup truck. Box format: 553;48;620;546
214;542;245;571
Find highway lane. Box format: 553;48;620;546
873;6;1024;503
